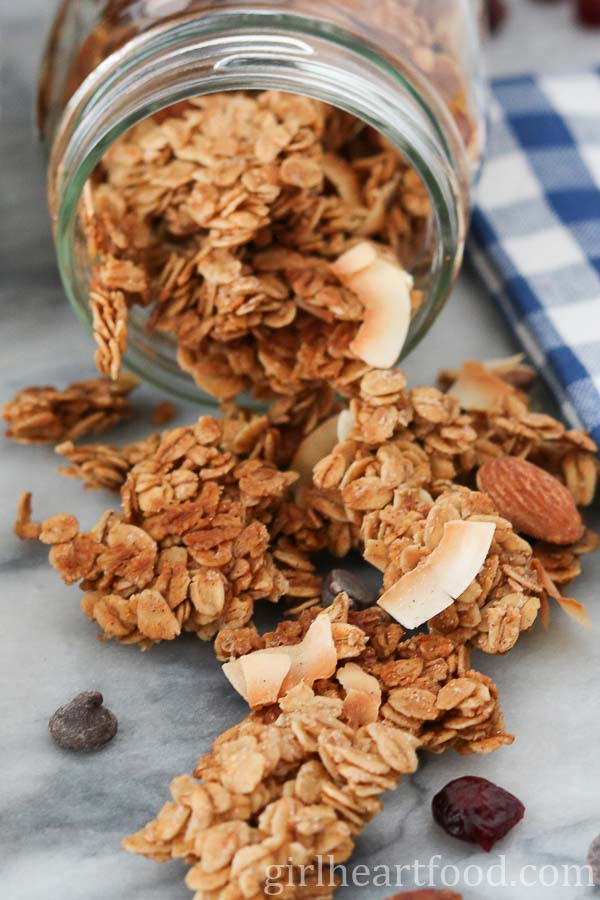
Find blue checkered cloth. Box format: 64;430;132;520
470;69;600;446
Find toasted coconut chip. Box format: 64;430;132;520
280;612;338;693
536;562;592;629
532;559;552;630
291;414;341;499
240;652;291;708
440;354;536;392
222;614;337;709
484;353;536;387
322;154;362;205
447;360;515;413
378;520;496;629
337;661;380;694
536;562;562;601
337;408;355;443
343;690;380;728
337;662;381;727
331;241;413;369
554;595;592;628
222;657;248;699
331;240;378;279
539;592;551;631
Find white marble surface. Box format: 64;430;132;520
1;2;600;899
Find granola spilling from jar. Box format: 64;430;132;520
12;353;599;897
81;90;431;416
7;13;597;895
10;79;600;898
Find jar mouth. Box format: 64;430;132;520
50;9;468;403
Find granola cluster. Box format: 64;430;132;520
82;90;429;423
290;360;597;650
22;355;597;661
3;373;137;445
124;601;510;899
22;416;325;648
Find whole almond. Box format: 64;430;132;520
476;457;584;545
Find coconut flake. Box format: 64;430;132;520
331;242;413;369
378;520;496;629
337;662;381;727
280;612;338;693
290;414;341;500
447;360;514;413
322;154;362;205
222;658;249;700
537;563;592;629
336;408;355;443
554;596;592;629
222;614;337;709
240;652;291;708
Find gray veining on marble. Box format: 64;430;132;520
1;2;600;899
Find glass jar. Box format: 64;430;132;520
40;0;485;403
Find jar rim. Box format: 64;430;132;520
49;9;468;403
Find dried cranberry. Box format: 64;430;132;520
576;0;600;26
432;776;525;852
485;0;509;33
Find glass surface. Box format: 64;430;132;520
40;0;484;161
40;1;484;402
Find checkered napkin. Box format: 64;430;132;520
469;69;600;446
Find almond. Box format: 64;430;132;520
476;457;584;545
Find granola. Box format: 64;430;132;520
22;356;596;657
24;416;320;647
13;354;599;899
55;435;161;491
440;358;599;503
54;399;332;492
24;0;599;893
124;600;510;898
81;91;431;421
3;373;137;444
151;400;176;427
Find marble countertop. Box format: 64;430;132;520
1;2;599;899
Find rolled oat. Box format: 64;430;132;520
3;373;137;445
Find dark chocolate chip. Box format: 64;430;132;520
321;568;377;611
49;690;117;752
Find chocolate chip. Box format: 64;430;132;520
588;835;600;886
321;568;377;611
49;691;117;751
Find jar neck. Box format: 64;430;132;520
49;9;469;391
